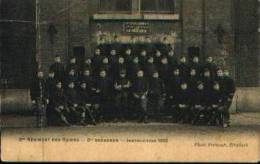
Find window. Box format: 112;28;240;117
99;0;132;12
141;0;175;13
99;0;175;14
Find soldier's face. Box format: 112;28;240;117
161;58;168;64
56;82;62;89
137;71;144;77
84;70;90;76
207;57;213;63
180;57;186;63
224;70;230;76
100;71;106;77
214;84;220;90
193;57;199;63
37;72;44;78
85;59;91;64
126;49;131;55
198;84;204;90
168;51;174;56
174;69;179;76
204;71;210;77
49;72;55;78
153;72;159;78
181;83;187;90
146;37;151;43
217;70;223;77
55;57;61;63
141;50;147;56
111;50;116;55
95;49;101;55
148;58;154;63
120;73;126;78
118;57;124;64
133;57;139;64
68;83;75;89
69;70;75;76
81;83;86;89
70;58;76;64
156;51;161;57
190;69;196;76
103;58;108;64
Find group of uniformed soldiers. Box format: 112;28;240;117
31;43;235;128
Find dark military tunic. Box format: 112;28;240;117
49;62;65;81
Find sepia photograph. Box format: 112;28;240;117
1;0;260;162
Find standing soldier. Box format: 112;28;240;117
158;56;170;82
66;56;78;75
148;71;166;118
222;70;235;127
100;57;111;77
203;56;218;79
115;56;127;80
82;57;92;73
167;49;178;69
178;56;189;81
49;55;65;81
114;69;131;122
188;68;199;94
189;56;202;76
129;56;141;80
50;81;71;126
144;56;157;79
139;49;148;67
93;70;113;121
92;48;104;77
131;70;149;123
176;81;191;123
154;49;162;67
166;68;181;122
31;70;47;128
65;69;78;88
124;46;133;70
202;68;213;93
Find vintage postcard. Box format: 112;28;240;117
1;0;260;162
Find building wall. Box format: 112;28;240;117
38;0;259;86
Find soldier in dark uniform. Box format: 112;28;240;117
114;69;131;122
49;55;65;81
115;56;127;80
178;56;189;81
166;68;181;122
222;70;236;127
154;49;162;67
131;70;149;123
176;81;191;123
167;49;178;69
82;57;92;73
188;68;200;94
31;70;48;127
65;69;78;88
92;48;104;77
93;70;113;121
129;56;141;80
50;81;71;126
99;57;111;78
207;81;226;127
202;68;213;92
203;56;218;79
66;56;78;75
189;56;202;76
190;81;208;125
124;46;133;70
158;56;170;82
45;71;56;101
78;82;97;125
139;49;148;67
144;56;157;79
148;71;166;118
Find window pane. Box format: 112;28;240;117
141;0;175;12
100;0;131;11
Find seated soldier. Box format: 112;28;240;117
78;82;97;125
148;71;166;118
65;82;84;125
166;68;181;122
176;81;191;123
49;81;71;126
31;70;48;128
93;70;112;121
131;70;149;123
222;70;236;127
207;81;226;127
114;69;131;122
191;81;208;125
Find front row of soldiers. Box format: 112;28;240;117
31;48;235;128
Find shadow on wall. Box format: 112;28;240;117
230;87;260;113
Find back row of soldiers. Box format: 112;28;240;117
31;44;235;127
